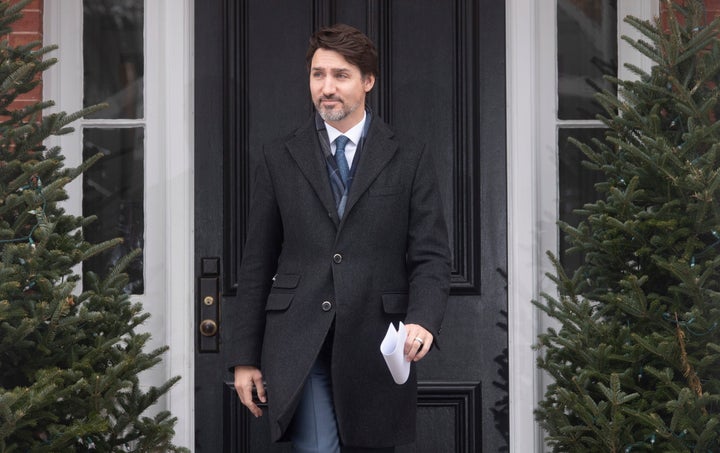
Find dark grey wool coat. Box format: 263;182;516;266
225;113;451;448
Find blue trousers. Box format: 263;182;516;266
288;351;394;453
288;353;340;453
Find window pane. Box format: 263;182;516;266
558;128;605;272
82;128;144;294
557;0;617;120
83;0;144;119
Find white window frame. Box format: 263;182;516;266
507;2;657;452
43;0;194;448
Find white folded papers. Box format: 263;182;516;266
380;321;410;384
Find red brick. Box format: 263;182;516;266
660;1;720;30
8;33;42;47
7;0;41;8
8;99;40;110
16;83;43;102
3;0;44;111
12;10;41;33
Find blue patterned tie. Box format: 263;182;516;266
334;135;351;187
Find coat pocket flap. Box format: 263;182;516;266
382;293;409;314
272;273;300;289
266;293;294;311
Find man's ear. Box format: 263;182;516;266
363;74;376;93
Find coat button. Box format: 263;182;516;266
332;253;343;264
321;300;332;311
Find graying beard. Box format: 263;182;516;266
319;108;347;122
318;101;360;122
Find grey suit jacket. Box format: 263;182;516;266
225;113;451;447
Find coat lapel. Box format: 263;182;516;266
343;119;398;219
284;119;340;225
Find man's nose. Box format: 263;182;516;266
322;78;336;95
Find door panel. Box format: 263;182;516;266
194;1;507;451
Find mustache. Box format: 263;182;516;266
319;95;343;102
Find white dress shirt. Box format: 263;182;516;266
325;111;367;169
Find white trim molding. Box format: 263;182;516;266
619;2;660;83
506;0;543;451
43;0;83;219
145;0;195;449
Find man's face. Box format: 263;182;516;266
310;48;375;132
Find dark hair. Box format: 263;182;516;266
306;24;379;79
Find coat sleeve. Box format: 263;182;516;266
225;146;283;371
403;143;452;339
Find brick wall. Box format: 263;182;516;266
660;0;720;24
6;0;43;110
706;0;720;17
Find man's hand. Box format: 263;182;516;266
234;365;267;417
403;323;434;362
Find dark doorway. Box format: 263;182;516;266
194;1;507;451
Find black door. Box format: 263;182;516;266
194;1;507;451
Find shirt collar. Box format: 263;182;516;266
324;110;367;146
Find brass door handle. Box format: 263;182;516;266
199;319;218;337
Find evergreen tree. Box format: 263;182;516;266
534;0;720;451
0;1;186;451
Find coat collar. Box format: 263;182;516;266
343;118;397;219
284;117;338;222
284;113;399;227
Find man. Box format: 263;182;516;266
227;23;451;452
